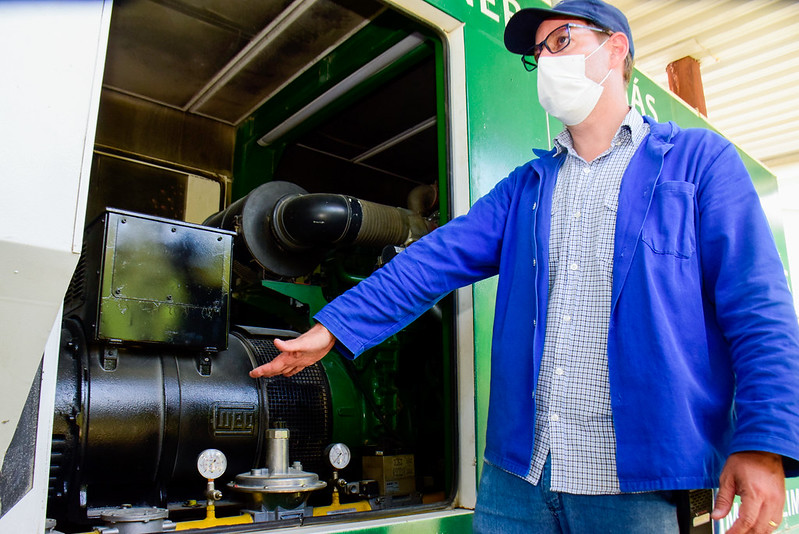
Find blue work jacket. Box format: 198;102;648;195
315;117;799;491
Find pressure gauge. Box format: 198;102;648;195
325;443;351;470
197;449;227;480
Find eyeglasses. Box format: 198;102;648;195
522;23;609;72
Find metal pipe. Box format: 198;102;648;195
204;181;434;278
407;183;438;216
266;428;290;475
273;192;429;250
271;194;362;250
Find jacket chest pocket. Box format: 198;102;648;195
641;181;696;259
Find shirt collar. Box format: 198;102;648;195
553;108;646;157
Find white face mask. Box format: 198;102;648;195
537;39;611;126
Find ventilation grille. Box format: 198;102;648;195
247;336;332;475
48;435;68;501
63;241;88;314
690;488;713;517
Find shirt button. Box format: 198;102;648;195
583;167;590;174
532;202;537;210
532;258;537;267
555;367;564;376
574;210;581;219
569;262;578;271
563;314;571;322
550;413;559;422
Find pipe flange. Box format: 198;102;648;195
100;506;169;533
229;467;327;494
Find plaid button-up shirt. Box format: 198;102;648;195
527;109;649;494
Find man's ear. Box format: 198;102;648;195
607;32;629;70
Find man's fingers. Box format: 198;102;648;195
758;486;786;533
250;324;336;378
249;364;273;378
249;349;308;378
756;487;785;533
250;361;301;378
712;452;785;534
283;367;302;377
249;358;284;378
273;337;295;353
726;498;759;534
738;499;781;534
711;476;736;521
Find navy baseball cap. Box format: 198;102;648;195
504;0;634;58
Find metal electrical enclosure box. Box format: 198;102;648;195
66;209;234;349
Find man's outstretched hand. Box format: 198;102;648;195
711;450;785;533
249;323;336;378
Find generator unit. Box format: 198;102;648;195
49;179;449;532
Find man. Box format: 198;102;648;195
250;1;799;532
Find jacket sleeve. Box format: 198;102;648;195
695;136;799;464
314;169;524;358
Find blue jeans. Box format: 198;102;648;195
472;459;679;533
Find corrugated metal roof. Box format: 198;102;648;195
608;0;799;168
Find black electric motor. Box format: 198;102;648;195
49;210;331;528
49;188;431;529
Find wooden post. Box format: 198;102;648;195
666;56;708;117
